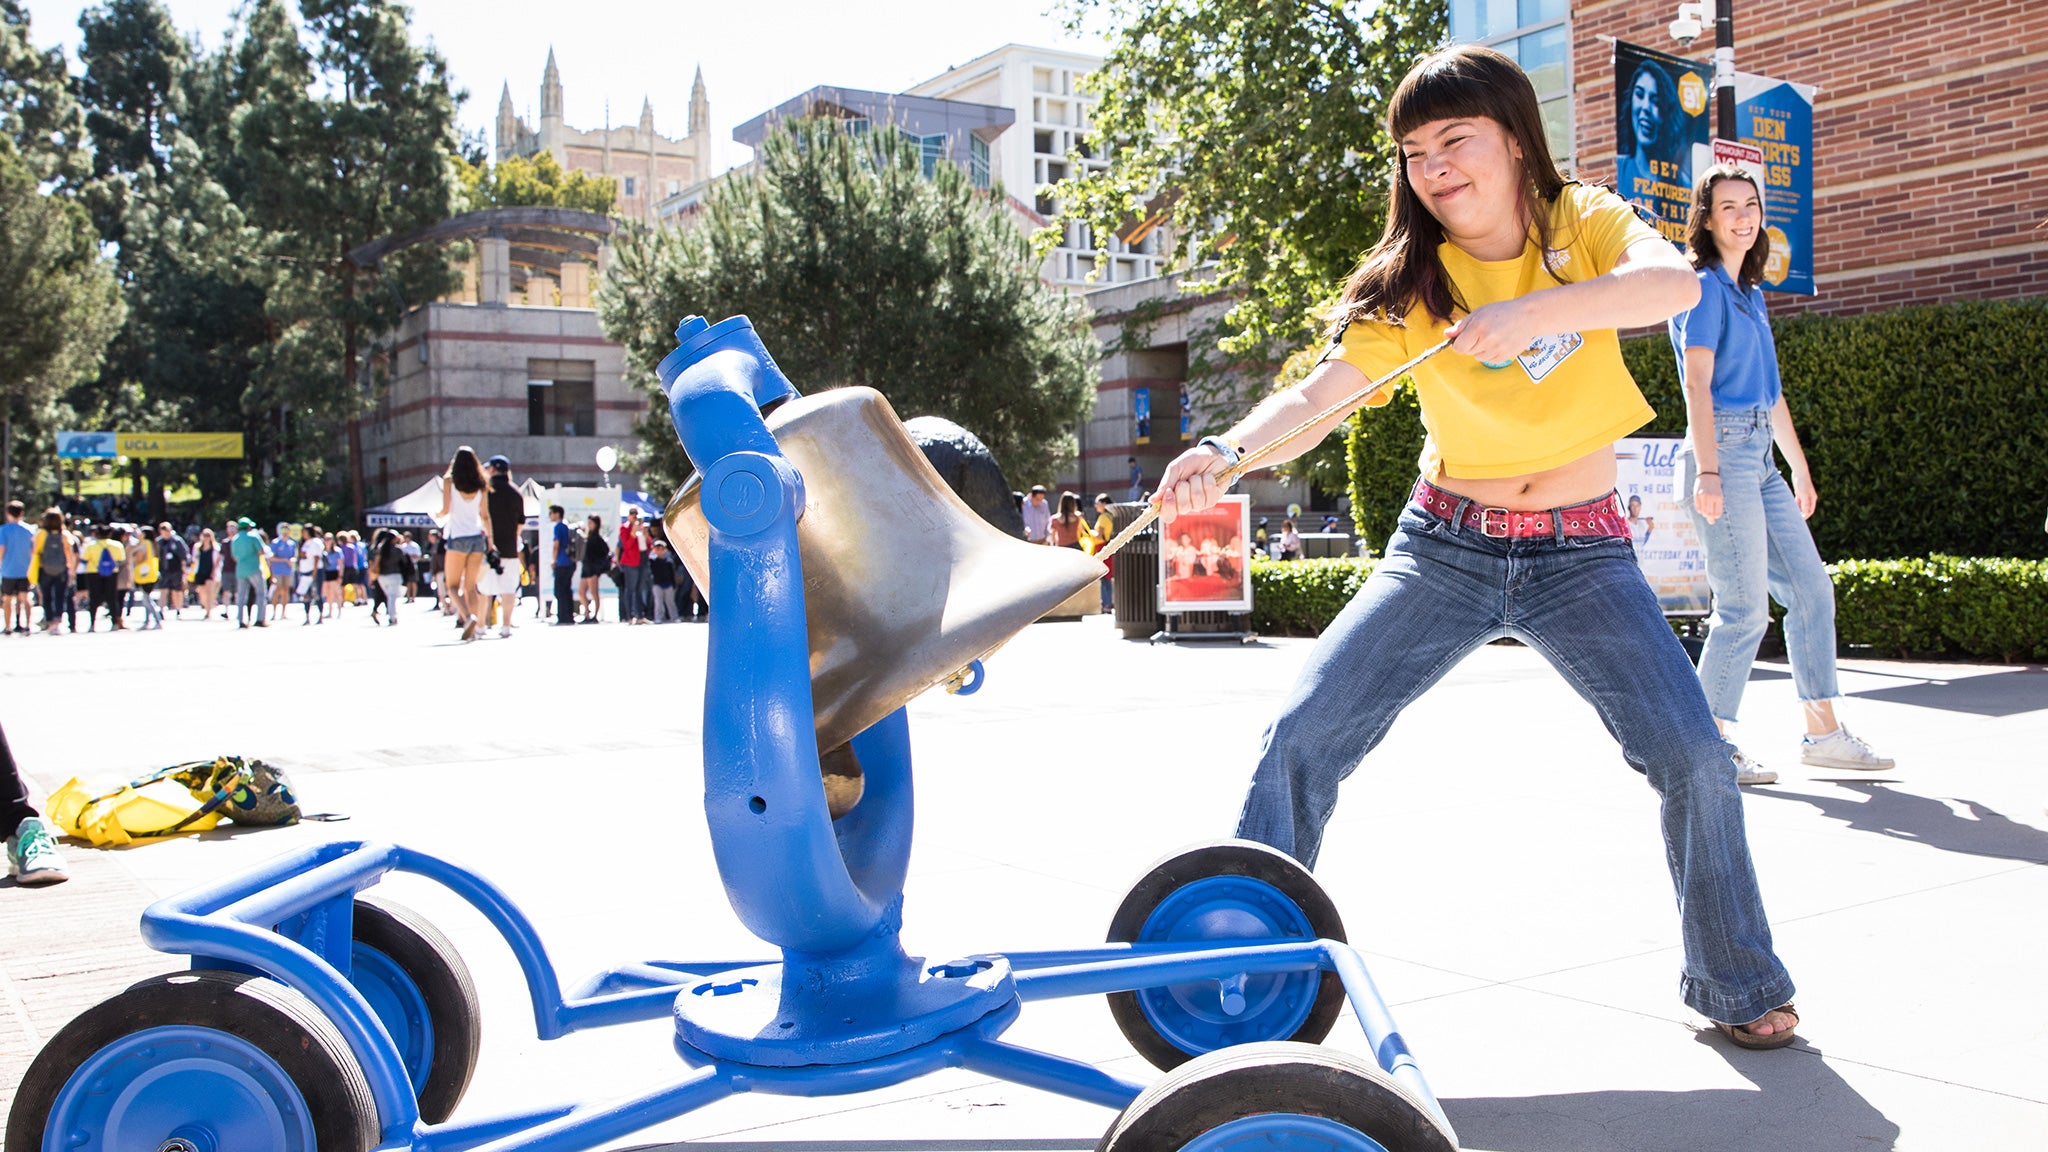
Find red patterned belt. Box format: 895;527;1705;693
1412;480;1631;539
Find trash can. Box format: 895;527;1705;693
1298;532;1352;559
1108;504;1158;640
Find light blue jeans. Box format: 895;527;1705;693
1678;410;1839;723
1236;493;1794;1025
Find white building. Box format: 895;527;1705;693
907;44;1166;290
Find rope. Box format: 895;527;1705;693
1094;340;1452;563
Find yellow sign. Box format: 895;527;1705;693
1763;226;1791;285
1678;71;1708;116
116;432;246;459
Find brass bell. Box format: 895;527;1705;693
666;386;1105;780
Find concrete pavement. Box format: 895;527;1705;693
2;601;2044;1150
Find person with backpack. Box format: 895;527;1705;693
26;509;78;635
81;525;125;632
548;505;577;626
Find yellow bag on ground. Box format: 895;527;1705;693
48;777;224;846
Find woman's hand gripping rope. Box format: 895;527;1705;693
1093;340;1452;564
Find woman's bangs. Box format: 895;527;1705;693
1388;57;1500;140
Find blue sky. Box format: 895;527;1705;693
20;0;1108;173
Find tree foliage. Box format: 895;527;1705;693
1;3;123;499
457;150;617;214
1055;0;1442;502
1056;0;1443;362
601;120;1099;497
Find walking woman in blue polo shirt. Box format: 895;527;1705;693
1672;165;1893;784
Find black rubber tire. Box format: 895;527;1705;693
1097;1041;1459;1152
1106;839;1348;1071
352;897;481;1124
6;970;378;1152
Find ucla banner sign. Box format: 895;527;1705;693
1734;70;1817;296
60;431;246;459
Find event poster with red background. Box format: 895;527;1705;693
1159;495;1252;614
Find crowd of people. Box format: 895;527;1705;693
0;448;710;641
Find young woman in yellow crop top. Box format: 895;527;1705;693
1153;45;1800;1051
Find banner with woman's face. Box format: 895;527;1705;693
1613;40;1710;247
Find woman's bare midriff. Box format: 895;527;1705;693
1433;446;1618;511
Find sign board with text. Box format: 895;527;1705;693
1615;437;1710;616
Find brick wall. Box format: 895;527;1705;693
1572;0;2048;316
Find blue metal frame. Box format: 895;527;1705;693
82;315;1451;1152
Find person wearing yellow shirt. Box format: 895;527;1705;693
79;525;126;632
1150;45;1798;1052
127;525;164;630
1091;493;1116;612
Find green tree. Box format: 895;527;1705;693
1055;0;1443;510
238;0;462;520
457;151;617;214
601;120;1098;496
1;4;123;503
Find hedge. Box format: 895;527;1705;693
1345;298;2048;561
1250;554;2048;661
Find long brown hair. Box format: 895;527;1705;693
447;445;485;494
1684;165;1770;289
1328;45;1569;330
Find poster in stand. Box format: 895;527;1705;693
1614;438;1710;616
1158;495;1253;615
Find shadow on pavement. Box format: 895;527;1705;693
1443;1033;1899;1152
1843;667;2048;718
1750;781;2048;864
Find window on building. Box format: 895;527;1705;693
1450;0;1573;164
527;359;597;437
1034;129;1054;154
917;132;945;179
623;176;636;197
969;135;990;188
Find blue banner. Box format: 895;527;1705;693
56;431;117;458
1613;40;1711;246
1736;73;1816;296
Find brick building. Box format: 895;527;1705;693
1470;0;2048;315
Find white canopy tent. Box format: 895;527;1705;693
364;476;551;529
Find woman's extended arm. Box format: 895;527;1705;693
1446;236;1701;365
439;476;452;519
1682;347;1724;522
1769;395;1817;518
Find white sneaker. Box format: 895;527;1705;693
6;817;69;886
498;625;512;638
1732;749;1778;786
1800;727;1894;771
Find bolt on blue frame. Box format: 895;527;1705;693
109;316;1450;1152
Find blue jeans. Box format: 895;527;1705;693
620;564;647;620
237;574;267;624
1679;410;1839;722
1235;493;1794;1025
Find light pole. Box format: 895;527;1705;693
1671;1;1737;142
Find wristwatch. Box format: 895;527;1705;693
1197;435;1243;467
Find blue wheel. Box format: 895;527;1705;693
350;898;480;1123
7;970;377;1152
1096;1042;1458;1152
1107;840;1346;1070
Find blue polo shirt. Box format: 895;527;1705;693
268;537;296;577
551;521;576;567
0;521;34;579
1669;265;1782;412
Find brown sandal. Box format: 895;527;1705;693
1716;1003;1800;1050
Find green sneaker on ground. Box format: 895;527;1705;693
6;816;69;886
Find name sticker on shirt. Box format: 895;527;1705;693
1517;331;1585;382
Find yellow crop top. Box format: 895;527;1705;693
1322;181;1662;481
